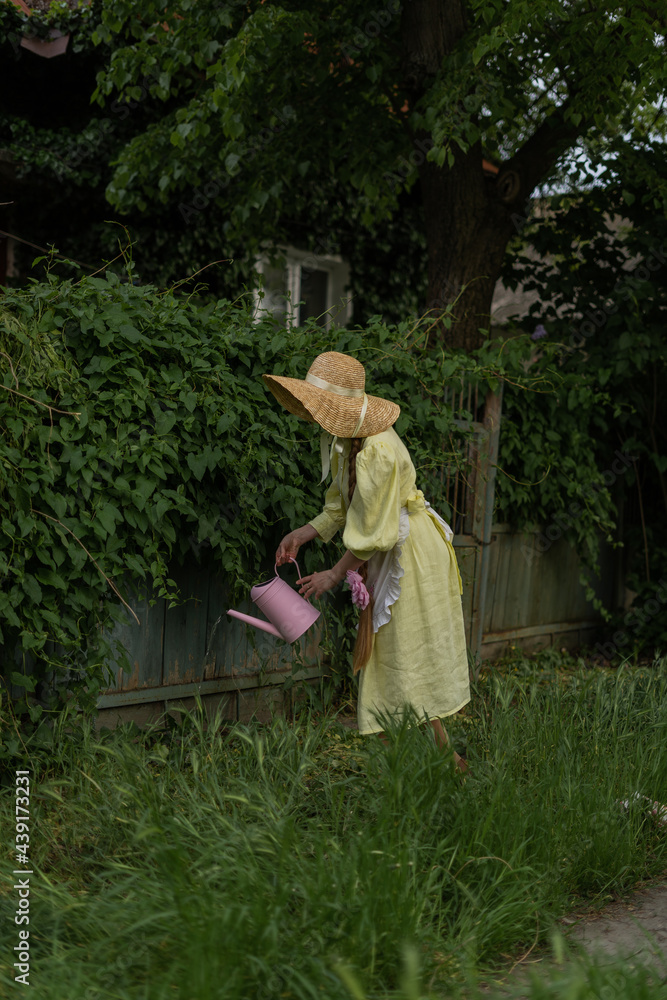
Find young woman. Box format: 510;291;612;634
263;351;470;772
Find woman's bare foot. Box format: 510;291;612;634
376;723;468;775
431;719;469;775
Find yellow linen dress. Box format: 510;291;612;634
308;426;470;734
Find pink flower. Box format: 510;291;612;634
346;570;370;610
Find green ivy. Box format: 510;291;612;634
493;343;619;606
0;264;466;728
0;260;622;748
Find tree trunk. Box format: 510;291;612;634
401;0;580;352
419;144;516;352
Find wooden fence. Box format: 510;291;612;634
94;385;616;729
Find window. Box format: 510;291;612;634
254;246;353;329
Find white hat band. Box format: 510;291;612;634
305;372;365;398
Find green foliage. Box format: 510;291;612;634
0;0;97;46
0;269;308;723
1;658;666;997
84;0;666;229
4;0;667;317
501;133;667;653
0;262;502;733
491;337;619;605
416;0;666;167
0;256;646;736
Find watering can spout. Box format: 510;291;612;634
226;609;283;639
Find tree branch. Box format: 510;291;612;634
494;98;583;205
34;510;141;626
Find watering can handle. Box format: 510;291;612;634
275;556;302;580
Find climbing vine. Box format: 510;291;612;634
0;256;620;750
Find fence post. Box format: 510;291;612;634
470;386;503;676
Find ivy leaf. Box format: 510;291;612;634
126;553;147;576
17;513;35;537
155;496;171;521
134;477;157;501
14;485;31;515
181;390;198;412
156;409;177;435
0;598;21;628
11;671;38;691
96;503;122;535
216;412;236;434
21;575;42;605
186;453;208;481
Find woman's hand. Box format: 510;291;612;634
276;530;302;566
297;569;340;600
276;524;320;566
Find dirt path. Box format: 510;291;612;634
481;878;667;998
560;878;667;975
475;879;667;998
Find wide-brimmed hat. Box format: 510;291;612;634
262;351;400;438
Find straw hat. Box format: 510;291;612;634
263;351;400;438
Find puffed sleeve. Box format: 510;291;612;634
342;440;401;561
308;475;346;542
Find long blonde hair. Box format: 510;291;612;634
348;437;375;673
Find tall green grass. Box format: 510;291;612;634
1;656;666;999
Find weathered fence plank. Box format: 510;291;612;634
162;561;208;687
106;590;165;692
453;540;478;648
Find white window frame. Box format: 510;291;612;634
253;245;353;329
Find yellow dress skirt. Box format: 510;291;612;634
308;426;470;735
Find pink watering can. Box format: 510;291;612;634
226;557;320;643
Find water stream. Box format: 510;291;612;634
199;613;223;683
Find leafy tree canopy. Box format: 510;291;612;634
93;0;667;346
3;0;667;345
